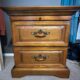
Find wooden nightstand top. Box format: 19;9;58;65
1;6;80;16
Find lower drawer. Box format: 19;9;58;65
13;47;67;67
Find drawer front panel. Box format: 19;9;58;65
19;51;63;64
18;26;64;41
14;47;68;68
14;47;68;67
11;16;71;21
12;21;70;46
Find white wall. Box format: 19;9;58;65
0;0;61;6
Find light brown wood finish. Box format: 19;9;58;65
12;46;69;78
13;47;68;66
12;21;70;46
11;16;71;21
2;6;80;16
2;6;80;78
13;47;67;66
12;66;69;78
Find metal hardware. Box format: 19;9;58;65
32;29;50;38
33;54;47;61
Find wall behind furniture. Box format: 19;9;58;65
0;0;61;53
0;0;61;6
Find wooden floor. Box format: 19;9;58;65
0;56;80;80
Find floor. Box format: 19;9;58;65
0;56;80;80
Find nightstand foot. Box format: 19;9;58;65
12;66;70;78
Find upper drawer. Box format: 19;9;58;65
12;21;70;46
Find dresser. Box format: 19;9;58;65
3;6;80;78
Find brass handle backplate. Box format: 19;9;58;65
32;29;50;38
33;54;47;61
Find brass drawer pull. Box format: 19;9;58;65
33;54;47;61
32;29;50;38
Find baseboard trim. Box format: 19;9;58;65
4;53;14;57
